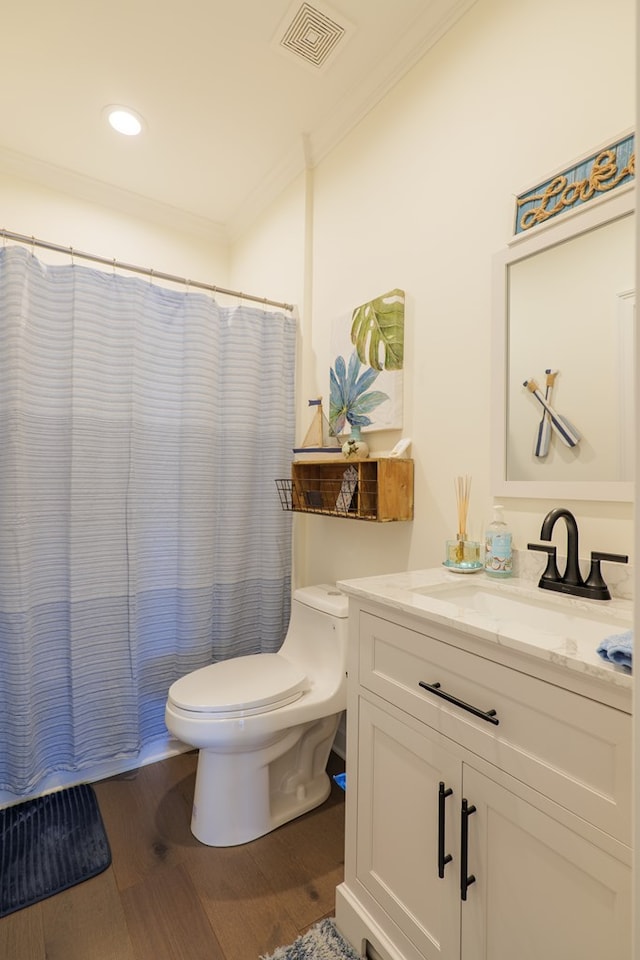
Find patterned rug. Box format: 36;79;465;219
0;783;111;918
261;918;360;960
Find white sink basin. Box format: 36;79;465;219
411;579;630;646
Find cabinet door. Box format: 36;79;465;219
461;765;631;960
356;698;461;960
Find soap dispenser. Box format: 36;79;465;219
485;505;512;578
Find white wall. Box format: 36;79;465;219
0;171;230;287
232;0;636;589
229;171;307;312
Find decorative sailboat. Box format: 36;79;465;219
293;397;340;459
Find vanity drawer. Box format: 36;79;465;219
359;611;631;844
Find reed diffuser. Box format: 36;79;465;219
454;475;471;558
445;475;482;571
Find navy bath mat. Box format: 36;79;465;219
0;782;111;918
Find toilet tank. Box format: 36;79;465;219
293;584;349;618
279;584;349;674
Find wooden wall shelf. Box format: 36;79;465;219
276;457;413;522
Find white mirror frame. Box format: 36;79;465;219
491;185;635;502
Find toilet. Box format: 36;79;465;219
164;584;349;846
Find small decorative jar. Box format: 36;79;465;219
342;425;369;459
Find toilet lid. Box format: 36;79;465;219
168;653;308;716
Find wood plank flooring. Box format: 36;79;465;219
0;750;346;960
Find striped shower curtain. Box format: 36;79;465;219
0;245;295;796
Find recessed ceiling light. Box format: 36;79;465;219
105;105;144;136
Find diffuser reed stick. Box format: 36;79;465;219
455;475;471;540
454;475;471;563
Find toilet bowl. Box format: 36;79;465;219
165;584;349;846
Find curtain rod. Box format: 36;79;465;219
1;228;294;312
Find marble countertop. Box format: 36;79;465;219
337;567;633;695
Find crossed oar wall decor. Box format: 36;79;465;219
523;370;581;457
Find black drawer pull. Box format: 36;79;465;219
460;798;477;901
418;681;499;726
438;781;453;878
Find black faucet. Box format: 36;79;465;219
527;507;628;601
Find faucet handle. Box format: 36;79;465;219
527;542;561;585
584;552;628;601
590;551;629;565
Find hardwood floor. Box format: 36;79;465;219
0;750;346;960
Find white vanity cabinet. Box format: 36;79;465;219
335;597;632;960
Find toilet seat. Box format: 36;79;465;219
168;653;308;718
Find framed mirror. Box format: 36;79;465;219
492;186;635;502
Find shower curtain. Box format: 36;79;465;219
0;245;296;796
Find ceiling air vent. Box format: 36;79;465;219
276;2;353;71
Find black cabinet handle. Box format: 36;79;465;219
460;798;476;901
438;781;453;878
418;681;499;726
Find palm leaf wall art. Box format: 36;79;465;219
351;288;405;372
329;289;405;435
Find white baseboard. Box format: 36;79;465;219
0;735;192;809
2;712;349;807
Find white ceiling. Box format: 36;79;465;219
1;0;476;240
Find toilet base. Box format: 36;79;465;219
190;714;341;846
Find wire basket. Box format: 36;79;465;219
275;473;378;519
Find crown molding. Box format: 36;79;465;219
0;145;229;245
